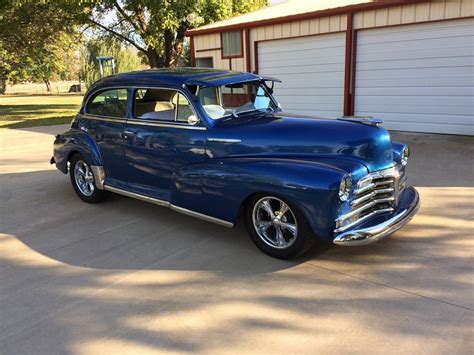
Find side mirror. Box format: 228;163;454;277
187;115;200;126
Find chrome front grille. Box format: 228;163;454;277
335;166;405;233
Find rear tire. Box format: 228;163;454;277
69;154;106;203
245;194;315;259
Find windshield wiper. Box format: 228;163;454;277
233;107;275;117
232;108;259;117
258;107;275;113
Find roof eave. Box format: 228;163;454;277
185;0;426;36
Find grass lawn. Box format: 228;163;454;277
0;95;83;128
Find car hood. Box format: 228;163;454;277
206;112;394;172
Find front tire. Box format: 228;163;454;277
245;194;315;259
69;154;106;203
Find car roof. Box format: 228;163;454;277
88;68;263;91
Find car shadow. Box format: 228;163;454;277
1;169;308;274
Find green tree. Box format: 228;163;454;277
80;0;267;68
82;36;144;88
0;1;80;93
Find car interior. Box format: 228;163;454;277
86;89;128;118
134;89;177;120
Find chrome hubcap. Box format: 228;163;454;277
252;197;298;249
74;160;95;196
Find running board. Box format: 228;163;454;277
104;185;234;228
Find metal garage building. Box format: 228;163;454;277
186;0;474;135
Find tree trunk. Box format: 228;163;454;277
0;67;7;94
0;78;6;95
146;48;162;68
164;30;174;67
172;25;187;67
43;79;51;92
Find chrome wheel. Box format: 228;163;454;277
73;160;95;197
252;196;298;249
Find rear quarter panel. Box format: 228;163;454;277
53;128;102;173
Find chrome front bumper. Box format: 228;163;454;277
333;187;420;246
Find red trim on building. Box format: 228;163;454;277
350;30;358;116
186;0;427;36
343;13;354;117
196;47;222;53
245;28;251;72
253;41;259;74
190;36;195;66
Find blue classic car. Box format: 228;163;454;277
51;68;419;259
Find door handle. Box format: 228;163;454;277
123;130;135;138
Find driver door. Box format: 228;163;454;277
123;87;207;201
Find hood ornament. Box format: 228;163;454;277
338;116;384;127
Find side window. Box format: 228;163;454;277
134;88;196;124
173;93;194;122
134;88;176;121
86;88;128;118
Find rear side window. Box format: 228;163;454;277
86;88;128;118
172;93;194;122
134;88;196;124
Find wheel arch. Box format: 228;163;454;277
53;129;103;174
172;157;348;240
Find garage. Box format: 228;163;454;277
188;0;474;136
355;18;474;135
258;32;346;118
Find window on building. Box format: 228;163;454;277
222;30;242;58
195;57;214;68
86;88;128;118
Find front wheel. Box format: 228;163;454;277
245;195;315;259
69;154;106;203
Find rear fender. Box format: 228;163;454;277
53;129;102;173
171;157;349;239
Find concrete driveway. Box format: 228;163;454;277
1;125;473;354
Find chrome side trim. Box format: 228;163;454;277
333;187;420;246
90;165;105;190
170;205;234;228
103;185;234;228
105;185;170;207
207;138;242;143
83;114;127;124
126;119;206;130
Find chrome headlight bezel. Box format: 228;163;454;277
401;146;410;166
339;174;352;201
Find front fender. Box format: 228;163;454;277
172;157;358;239
53;129;102;173
392;141;407;166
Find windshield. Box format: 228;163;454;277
198;82;277;120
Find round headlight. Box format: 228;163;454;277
401;146;410;166
339;175;352;201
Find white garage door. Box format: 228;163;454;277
355;18;474;135
258;32;346;118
